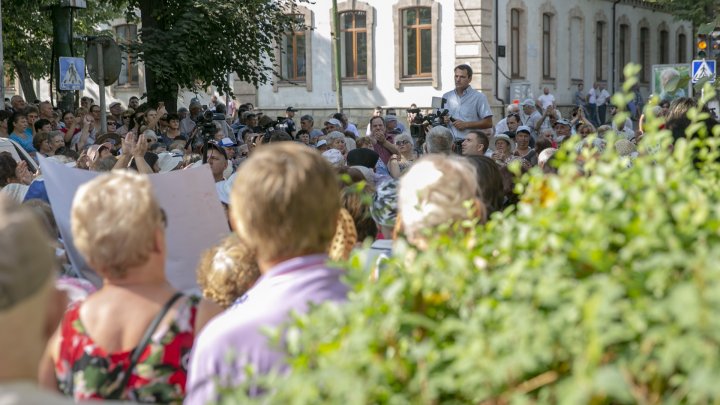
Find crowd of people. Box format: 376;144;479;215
0;63;716;404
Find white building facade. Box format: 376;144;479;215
9;0;692;126
247;0;692;127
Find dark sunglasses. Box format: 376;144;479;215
395;140;410;146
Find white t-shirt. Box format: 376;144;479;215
538;94;555;110
596;89;611;106
588;88;598;104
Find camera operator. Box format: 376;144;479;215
442;64;493;153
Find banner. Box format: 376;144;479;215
39;156;230;291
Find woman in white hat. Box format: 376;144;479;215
491;132;514;165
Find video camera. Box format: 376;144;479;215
409;97;450;141
195;110;226;139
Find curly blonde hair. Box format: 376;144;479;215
196;233;260;308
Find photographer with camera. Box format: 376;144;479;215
442;64;493;153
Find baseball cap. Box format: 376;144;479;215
521;99;536;107
385;115;398;122
316;139;328;148
324;118;342;127
218;137;237;148
554;119;571;127
109;101;122;109
286;106;298;112
300;114;314;122
516;125;532;134
204;141;228;159
0;196;55;311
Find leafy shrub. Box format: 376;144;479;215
221;68;720;404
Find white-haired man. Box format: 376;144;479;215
424;126;454;155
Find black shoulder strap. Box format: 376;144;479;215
113;291;184;399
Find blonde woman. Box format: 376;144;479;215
388;133;417;179
40;171;221;403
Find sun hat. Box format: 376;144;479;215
492;133;515;150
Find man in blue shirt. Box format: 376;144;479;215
442;64;493;152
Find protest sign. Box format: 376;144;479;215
39;156;229;291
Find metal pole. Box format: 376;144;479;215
0;0;4;102
332;0;343;112
96;40;107;133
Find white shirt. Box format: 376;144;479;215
538;94;555;110
596;89;611;106
494;117;509;135
588;88;598;104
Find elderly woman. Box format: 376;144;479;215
490;133;514;165
398;154;483;249
40;171;221;403
326;130;347;155
388;133;417;179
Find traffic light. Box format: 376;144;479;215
711;30;720;58
697;33;708;58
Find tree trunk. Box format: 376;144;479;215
13;60;37;103
139;0;178;112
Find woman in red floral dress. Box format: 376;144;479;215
39;171;222;403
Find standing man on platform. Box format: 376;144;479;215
442;64;493;153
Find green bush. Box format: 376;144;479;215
220;70;720;404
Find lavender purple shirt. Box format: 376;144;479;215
185;254;348;404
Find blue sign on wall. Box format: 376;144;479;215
59;57;85;90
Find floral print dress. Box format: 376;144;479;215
54;295;200;403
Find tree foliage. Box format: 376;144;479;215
221;65;720;404
115;0;309;108
645;0;719;27
1;0;123;100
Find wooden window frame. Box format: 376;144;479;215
511;9;521;79
401;7;432;78
542;13;553;80
340;11;368;80
115;24;139;88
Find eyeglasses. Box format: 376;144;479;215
395;140;410;146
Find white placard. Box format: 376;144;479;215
39;156;230;291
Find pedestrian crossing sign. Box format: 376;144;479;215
691;59;716;84
59;57;85;91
